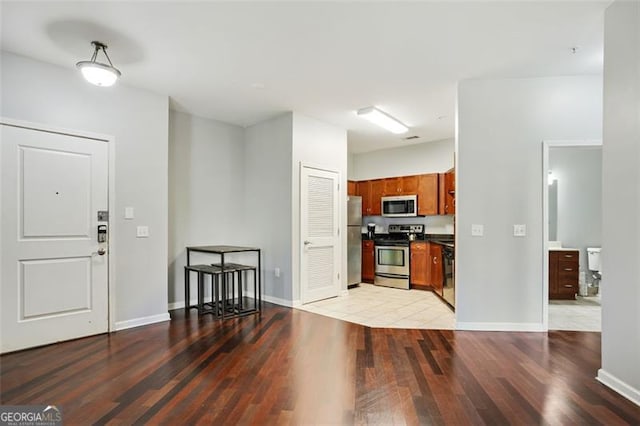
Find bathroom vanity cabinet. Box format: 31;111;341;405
549;249;579;300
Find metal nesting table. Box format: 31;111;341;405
186;245;261;318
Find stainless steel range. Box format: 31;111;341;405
374;224;424;289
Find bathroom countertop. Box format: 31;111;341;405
548;247;580;251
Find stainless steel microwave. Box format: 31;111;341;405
381;195;418;217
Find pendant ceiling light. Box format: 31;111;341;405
76;41;121;87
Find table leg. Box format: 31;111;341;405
185;268;190;313
221;253;225;320
258;250;262;312
238;271;243;311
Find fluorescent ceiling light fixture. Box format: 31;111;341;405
357;106;408;134
76;41;121;87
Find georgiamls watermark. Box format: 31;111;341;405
0;405;62;426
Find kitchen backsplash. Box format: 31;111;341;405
362;215;454;235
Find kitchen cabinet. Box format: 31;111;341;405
362;240;375;283
417;174;439;215
430;243;443;293
358;179;383;216
354;171;451;217
410;242;430;288
549;250;578;299
369;179;384;216
347;180;357;196
358;181;371;215
384;175;419;196
439;169;455;215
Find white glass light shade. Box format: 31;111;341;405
357;106;408;134
76;61;120;87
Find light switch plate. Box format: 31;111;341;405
136;226;149;238
471;224;484;237
125;207;135;220
513;224;526;237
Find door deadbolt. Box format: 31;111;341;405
98;225;108;243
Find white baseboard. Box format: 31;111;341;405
597;369;640;406
456;321;545;332
339;290;349;297
114;313;171;331
262;294;295;307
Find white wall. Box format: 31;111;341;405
244;113;294;303
456;76;602;330
599;0;640;405
351;138;454;181
549;146;602;283
168;111;245;306
1;51;169;327
292;112;348;300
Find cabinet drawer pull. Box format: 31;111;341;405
563;285;574;288
563;268;573;271
563;255;573;258
433;257;437;264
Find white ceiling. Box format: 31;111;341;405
1;1;607;153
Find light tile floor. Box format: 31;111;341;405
296;283;455;329
549;295;601;332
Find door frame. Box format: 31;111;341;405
1;117;117;332
299;162;342;305
541;139;602;331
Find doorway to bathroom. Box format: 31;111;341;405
542;140;602;331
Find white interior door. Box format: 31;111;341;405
1;124;109;353
300;165;340;304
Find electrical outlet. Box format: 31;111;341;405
471;224;484;237
513;224;526;237
274;267;280;278
136;226;149;238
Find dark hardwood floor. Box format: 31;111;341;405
2;302;639;425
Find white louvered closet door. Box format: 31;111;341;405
300;166;340;304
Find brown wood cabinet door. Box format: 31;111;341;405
347;180;357;196
370;179;385;215
383;177;400;196
362;240;375;282
418;174;438;215
410;242;429;286
358;181;372;215
430;243;443;293
402;175;419;195
445;171;455;214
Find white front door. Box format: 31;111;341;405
300;165;340;304
1;124;109;353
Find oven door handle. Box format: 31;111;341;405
375;272;409;279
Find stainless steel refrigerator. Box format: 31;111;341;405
347;196;362;286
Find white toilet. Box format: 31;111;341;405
587;247;602;289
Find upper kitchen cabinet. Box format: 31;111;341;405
370;179;384;215
358;179;384;215
347;180;357;196
417;174;439;215
439;169;455;215
384;175;419;196
357;180;371;215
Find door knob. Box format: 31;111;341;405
304;241;312;246
93;248;106;256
